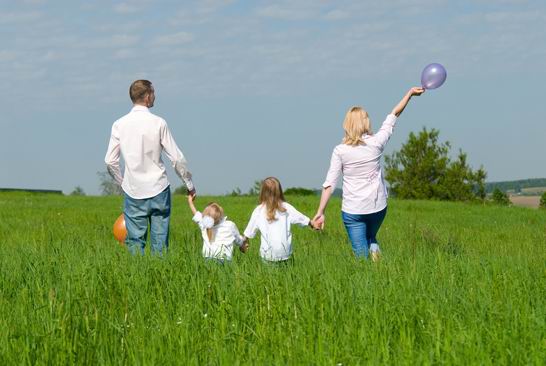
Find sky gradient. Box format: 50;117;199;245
1;0;545;195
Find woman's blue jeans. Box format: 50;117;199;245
341;207;387;258
124;186;171;256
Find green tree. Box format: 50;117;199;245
284;187;315;196
228;187;243;197
491;188;510;206
70;186;86;196
173;186;188;195
385;128;486;201
539;192;546;209
248;180;262;196
97;171;123;196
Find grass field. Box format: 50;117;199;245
0;192;545;365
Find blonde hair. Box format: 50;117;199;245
259;177;286;222
342;106;372;146
202;202;224;242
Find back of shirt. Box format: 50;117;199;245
244;203;310;261
115;107;169;198
105;105;194;199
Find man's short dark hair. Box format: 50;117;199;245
129;80;153;103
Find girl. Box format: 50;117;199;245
188;195;248;262
243;177;320;262
313;86;425;261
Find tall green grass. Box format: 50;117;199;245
0;192;544;364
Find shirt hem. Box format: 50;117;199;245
341;203;388;215
122;183;170;199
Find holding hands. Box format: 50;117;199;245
240;238;250;253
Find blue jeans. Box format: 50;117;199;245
342;207;387;258
124;186;171;256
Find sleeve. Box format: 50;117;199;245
322;147;342;189
104;123;123;186
285;203;311;227
243;207;260;239
370;114;397;150
192;211;204;229
230;222;244;247
160;120;195;191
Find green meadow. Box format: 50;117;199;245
0;192;544;365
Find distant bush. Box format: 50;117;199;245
540;192;546;209
284;187;316;196
70;186;86;196
97;171;122;196
491;188;510;206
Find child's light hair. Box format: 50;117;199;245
259;177;287;222
202;202;224;241
342;106;372;146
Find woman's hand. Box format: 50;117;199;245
409;87;425;97
312;213;325;230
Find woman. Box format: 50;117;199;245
313;87;425;260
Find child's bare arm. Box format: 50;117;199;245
187;194;198;215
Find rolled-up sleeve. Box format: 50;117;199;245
104;123;123;186
371;114;397;150
322;147;342;189
160;120;194;191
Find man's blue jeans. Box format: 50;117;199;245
341;207;387;258
124;187;171;256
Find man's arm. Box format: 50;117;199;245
160;120;195;194
104;124;123;186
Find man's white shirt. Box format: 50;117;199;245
105;105;194;199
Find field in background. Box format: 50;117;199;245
510;195;541;208
0;193;545;364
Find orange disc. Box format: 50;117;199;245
113;214;127;244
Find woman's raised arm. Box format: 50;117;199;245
391;87;425;117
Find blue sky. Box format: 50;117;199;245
1;0;545;195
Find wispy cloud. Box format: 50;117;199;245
114;0;155;14
152;31;194;46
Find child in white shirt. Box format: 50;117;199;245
243;177;321;262
188;196;248;262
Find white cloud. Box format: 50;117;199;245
114;0;155;14
323;9;352;21
0;11;42;24
152;32;194;46
256;4;317;20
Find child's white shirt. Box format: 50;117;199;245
192;212;244;261
243;202;310;262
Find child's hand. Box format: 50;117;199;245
187;194;195;203
311;215;325;230
240;239;249;253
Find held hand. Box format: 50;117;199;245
187;193;195;203
188;188;197;200
240;240;249;253
312;213;325;230
409;87;425;97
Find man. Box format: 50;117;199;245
105;80;195;255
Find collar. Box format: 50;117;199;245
131;105;149;112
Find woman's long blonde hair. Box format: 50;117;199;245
342;106;372;146
259;177;286;222
202;202;224;241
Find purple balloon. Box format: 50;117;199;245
421;63;447;90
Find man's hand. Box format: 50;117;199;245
188;188;197;200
